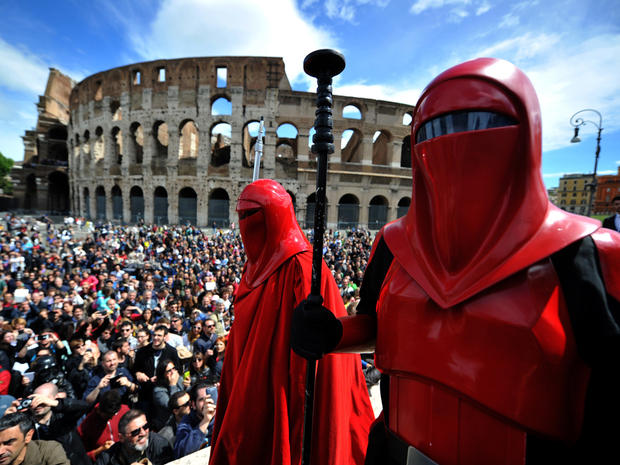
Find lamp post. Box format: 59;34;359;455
569;109;603;217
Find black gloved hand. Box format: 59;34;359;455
291;295;343;360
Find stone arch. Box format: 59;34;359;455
211;96;232;116
341;128;363;163
47;125;68;162
338;194;360;229
95;185;106;220
111;185;123;220
153;121;169;158
93;127;104;162
242;120;260;168
111;127;123;165
178;187;197;225
153;186;169;224
210;122;231;167
397;197;411;218
130;122;144;164
48;171;69;213
305;193;316;229
24;174;37;210
372;130;392;165
83;187;91;218
368;195;388;229
130;186;145;223
401;135;411;168
276;122;298;157
110;100;122;121
403;112;413;126
343;104;362;120
208;188;230;227
178;120;198;159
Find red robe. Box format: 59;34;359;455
210;250;373;465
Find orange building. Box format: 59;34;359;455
594;167;620;215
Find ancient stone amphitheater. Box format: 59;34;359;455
67;56;414;229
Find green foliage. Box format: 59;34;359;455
0;152;14;194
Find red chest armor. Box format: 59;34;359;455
375;258;590;465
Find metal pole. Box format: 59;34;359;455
301;48;345;465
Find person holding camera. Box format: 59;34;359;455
5;382;91;465
84;351;137;404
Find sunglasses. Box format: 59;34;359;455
175;400;190;410
126;423;149;438
206;324;215;328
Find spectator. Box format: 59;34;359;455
84;351;136;404
193;318;217;355
94;409;173;465
0;411;69;465
157;391;191;446
173;382;216;459
151;359;185;431
77;390;130;462
206;337;226;384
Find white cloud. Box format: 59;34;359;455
334;81;419;106
0;38;49;94
475;1;490;15
129;0;338;86
410;0;470;15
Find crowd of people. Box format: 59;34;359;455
0;214;374;465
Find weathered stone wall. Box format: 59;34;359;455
68;56;414;229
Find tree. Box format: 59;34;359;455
0;152;14;194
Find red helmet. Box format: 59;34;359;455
385;58;598;307
237;179;310;288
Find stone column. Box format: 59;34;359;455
361;134;374;165
144;186;154;224
297;129;310;162
390;139;403;168
105;184;113;221
122;185;131;224
262;126;277;180
331;130;342;162
169;184;179;224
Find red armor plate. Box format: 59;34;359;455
375;258;590;464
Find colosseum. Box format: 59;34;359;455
19;56;415;229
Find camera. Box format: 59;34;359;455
17;398;32;410
110;375;122;387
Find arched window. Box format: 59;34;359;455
130;123;144;164
242;121;260;168
338;194;359;229
372;130;391;165
111;185;123;220
397;197;411;218
402;112;412;126
93;127;104;162
95;186;106;220
341;129;363;163
343;104;362;120
130;186;144;223
153;121;169;159
178;187;197;225
178;120;198;159
211;123;231;167
211;97;232;116
401;135;411;168
368;196;388;229
153;187;169;225
111;127;122;165
208;189;230;227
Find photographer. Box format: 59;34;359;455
65;339;99;399
84;351;137;404
6;383;91;465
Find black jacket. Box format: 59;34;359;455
94;432;173;465
33;397;92;465
602;215;618;232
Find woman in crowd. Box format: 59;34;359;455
152;359;185;430
207;337;226;384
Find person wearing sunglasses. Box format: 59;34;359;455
94;409;172;465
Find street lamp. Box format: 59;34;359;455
569;109;603;217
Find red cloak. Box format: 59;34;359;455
210;180;373;465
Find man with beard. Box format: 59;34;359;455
0;411;69;465
210;179;373;465
94;410;172;465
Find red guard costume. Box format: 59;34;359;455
210;179;373;465
336;58;620;465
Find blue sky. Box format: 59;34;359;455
1;0;619;188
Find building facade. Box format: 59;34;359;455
593;167;620;215
65;56;414;229
12;69;73;213
555;173;595;215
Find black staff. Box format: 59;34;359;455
301;48;345;465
